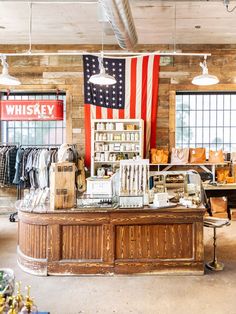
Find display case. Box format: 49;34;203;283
91;119;144;176
150;170;203;207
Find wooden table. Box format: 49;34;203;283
18;206;205;276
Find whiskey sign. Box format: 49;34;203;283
0;100;64;121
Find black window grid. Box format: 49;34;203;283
0;92;66;146
175;92;236;153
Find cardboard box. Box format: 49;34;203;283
50;162;75;210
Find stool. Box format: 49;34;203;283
204;217;230;271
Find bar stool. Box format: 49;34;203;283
204;217;230;271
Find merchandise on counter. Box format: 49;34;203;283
119;159;149;207
50;162;76;210
77;194;118;208
171;148;189;164
189;148;206;163
153;192;169;207
86;173;119;196
119;195;143;208
18;188;50;212
209;149;224;163
150;170;202;208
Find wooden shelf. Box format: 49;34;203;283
91;119;144;176
94;161;120;163
95;140;140;143
94;129;141;132
94;151;139;153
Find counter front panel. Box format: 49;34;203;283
17;207;205;276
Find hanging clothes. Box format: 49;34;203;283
0;145;18;187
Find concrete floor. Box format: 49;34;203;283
1;215;236;314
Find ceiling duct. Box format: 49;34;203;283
99;0;138;49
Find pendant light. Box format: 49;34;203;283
192;55;219;86
89;53;116;85
0;56;21;86
88;4;116;86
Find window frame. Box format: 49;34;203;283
174;91;236;152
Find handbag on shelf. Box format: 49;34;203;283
231;152;236;163
210;197;227;214
189;148;206;163
150;149;169;164
171;148;189;164
209;149;224;163
216;167;230;183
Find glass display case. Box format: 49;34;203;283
150;170;203;207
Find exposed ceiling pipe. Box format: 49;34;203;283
100;0;138;50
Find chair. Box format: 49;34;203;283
204;217;230;271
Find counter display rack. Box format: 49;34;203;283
150;162;229;183
91;119;144;176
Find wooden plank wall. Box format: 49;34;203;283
0;44;235;154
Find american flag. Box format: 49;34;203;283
83;54;160;166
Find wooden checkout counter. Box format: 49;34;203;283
18;205;205;276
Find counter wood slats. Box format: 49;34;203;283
17;206;205;276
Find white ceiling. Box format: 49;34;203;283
0;0;235;46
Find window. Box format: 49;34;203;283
176;92;236;152
0;92;66;146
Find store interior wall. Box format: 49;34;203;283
0;43;234;208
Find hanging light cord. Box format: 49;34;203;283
28;2;33;53
224;0;236;12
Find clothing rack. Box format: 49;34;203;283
0;142;19;147
19;144;60;148
0;143;20;222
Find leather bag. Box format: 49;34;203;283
210;197;227;214
216;167;230;182
189;148;206;163
209;149;224;163
151;149;169;164
171;148;189;164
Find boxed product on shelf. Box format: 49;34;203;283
126;124;136;130
116;122;124;130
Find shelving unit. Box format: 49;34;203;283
91;119;144;176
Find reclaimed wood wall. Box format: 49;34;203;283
0;44;235;154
